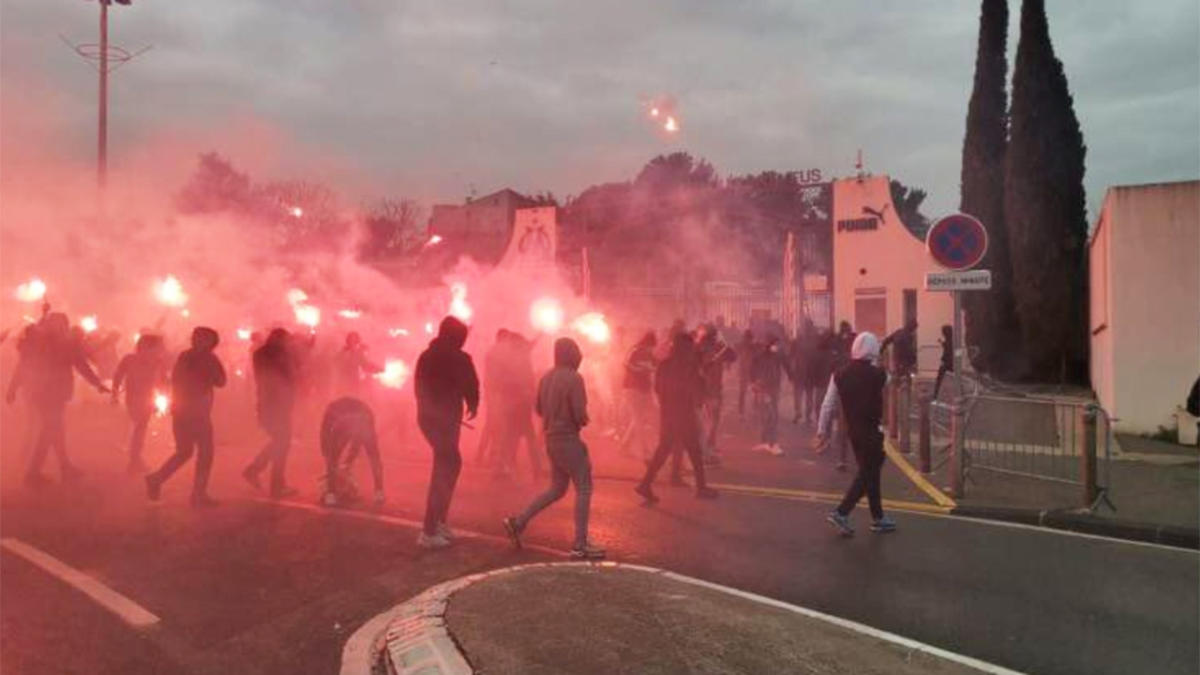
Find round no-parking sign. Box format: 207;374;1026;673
926;213;988;270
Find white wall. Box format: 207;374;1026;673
831;176;954;373
1092;181;1200;433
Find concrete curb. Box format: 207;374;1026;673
349;561;1027;675
950;504;1200;550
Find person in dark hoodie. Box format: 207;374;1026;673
111;334;169;474
145;327;226;507
319;396;381;507
7;313;109;488
634;332;720;503
414;316;479;549
750;335;793;456
503;337;604;559
816;332;895;536
244;328;298;499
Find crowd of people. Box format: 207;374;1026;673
5;304;920;558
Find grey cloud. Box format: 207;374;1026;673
2;0;1196;215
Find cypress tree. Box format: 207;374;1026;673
1004;0;1089;381
960;0;1020;377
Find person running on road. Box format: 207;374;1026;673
414;316;479;549
635;333;719;503
244;328;298;499
750;335;792;456
319;396;383;507
111;334;169;474
932;325;954;400
697;323;737;462
146;327;226;507
619;331;658;461
7;313;109;488
736;329;757;416
816;331;895;536
503;337;604;559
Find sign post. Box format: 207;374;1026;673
925;213;989;498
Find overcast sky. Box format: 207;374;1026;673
2;0;1197;216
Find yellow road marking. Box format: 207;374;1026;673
882;438;957;508
710;482;952;514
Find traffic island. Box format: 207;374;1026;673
368;563;1019;675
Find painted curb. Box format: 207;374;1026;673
348;561;1027;675
950;504;1200;550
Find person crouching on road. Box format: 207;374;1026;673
815;332;896;536
146;327;226;507
414;316;480;550
503;338;604;560
319;396;383;507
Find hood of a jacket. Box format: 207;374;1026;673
433;316;469;350
851;331;880;361
553;337;583;371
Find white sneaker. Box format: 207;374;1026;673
768;444;785;456
417;532;452;549
752;443;771;453
437;522;456;541
321;492;339;507
373;490;385;506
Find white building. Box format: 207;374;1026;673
831;175;955;373
1089;180;1200;435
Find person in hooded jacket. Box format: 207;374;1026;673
634;333;720;503
111;333;169;474
244;328;298;499
145;327;226;506
7;313;109;487
503;338;604;559
750;335;793;456
816;332;895;536
413;316;479;549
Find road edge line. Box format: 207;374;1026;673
343;561;1026;675
0;537;160;629
711;482;952;514
884;437;957;508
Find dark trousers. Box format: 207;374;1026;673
26;404;70;479
420;420;462;535
248;417;292;495
641;414;707;489
837;432;885;519
933;364;952;399
152;415;214;497
515;436;592;547
495;411;542;477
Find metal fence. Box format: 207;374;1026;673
894;384;1116;512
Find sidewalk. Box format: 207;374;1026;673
436;565;991;675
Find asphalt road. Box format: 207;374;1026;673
1;409;1197;675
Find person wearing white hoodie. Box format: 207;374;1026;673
815;331;896;536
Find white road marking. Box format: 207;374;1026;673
658;567;1027;675
1;537;160;629
255;498;571;559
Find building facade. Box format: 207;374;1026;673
1089;180;1200;434
428;189;539;264
830;175;954;373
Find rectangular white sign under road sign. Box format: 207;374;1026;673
925;269;992;291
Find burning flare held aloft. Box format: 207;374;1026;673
14;277;47;303
571;312;611;344
80;315;99;334
448;282;472;323
154;275;189;308
529;297;564;334
374;359;410;389
287;288;321;329
154;391;170;416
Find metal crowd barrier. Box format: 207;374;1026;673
898;388;1116;513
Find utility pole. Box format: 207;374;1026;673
62;0;149;195
98;0;109;190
